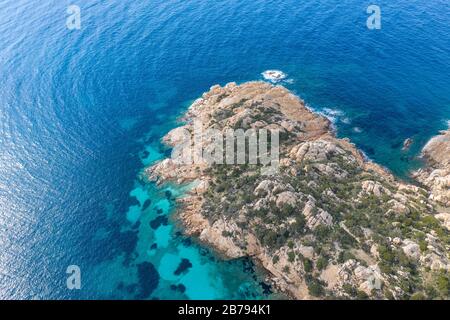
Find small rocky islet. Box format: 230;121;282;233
148;81;450;300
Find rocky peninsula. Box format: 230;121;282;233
147;82;449;300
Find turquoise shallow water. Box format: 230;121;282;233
0;0;449;299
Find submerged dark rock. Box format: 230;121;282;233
174;258;192;276
242;258;255;274
126;283;138;294
177;283;186;293
163;148;172;157
149;215;168;230
362;145;375;155
118;230;138;255
259;282;272;295
170;283;186;293
132;221;141;230
128;197;140;207
136;262;159;299
181;237;192;247
142;199;152;211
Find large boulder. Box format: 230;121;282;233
302;196;333;229
276;191;298;208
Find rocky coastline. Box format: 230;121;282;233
147;82;449;300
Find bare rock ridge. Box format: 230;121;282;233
413;128;450;233
147;82;450;300
414;128;450;207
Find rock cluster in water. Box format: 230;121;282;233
148;82;449;300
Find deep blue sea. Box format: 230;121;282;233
0;0;449;299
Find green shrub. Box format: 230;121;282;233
356;290;369;300
316;256;329;271
287;240;294;249
303;258;313;273
272;255;279;264
410;292;426;300
287;251;295;263
421;216;440;229
343;283;357;297
337;251;356;263
437;272;450;296
419;240;428;253
307;279;324;297
221;230;233;237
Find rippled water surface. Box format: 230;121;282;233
0;0;449;299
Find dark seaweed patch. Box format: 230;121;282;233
149;215;168;230
177;283;186;293
259;281;272;295
242;258;255;274
118;229;138;255
163;148;172;157
132;221;141;230
142;199;152;211
362;145;375;156
128;197;140;207
135;262;159;299
170;283;186;293
174;258;192;276
181;237;192;247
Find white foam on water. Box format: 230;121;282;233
261;70;287;83
318;107;352;126
284;78;295;84
360;149;373;162
317;109;337;124
322;107;344;117
341;117;351;124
